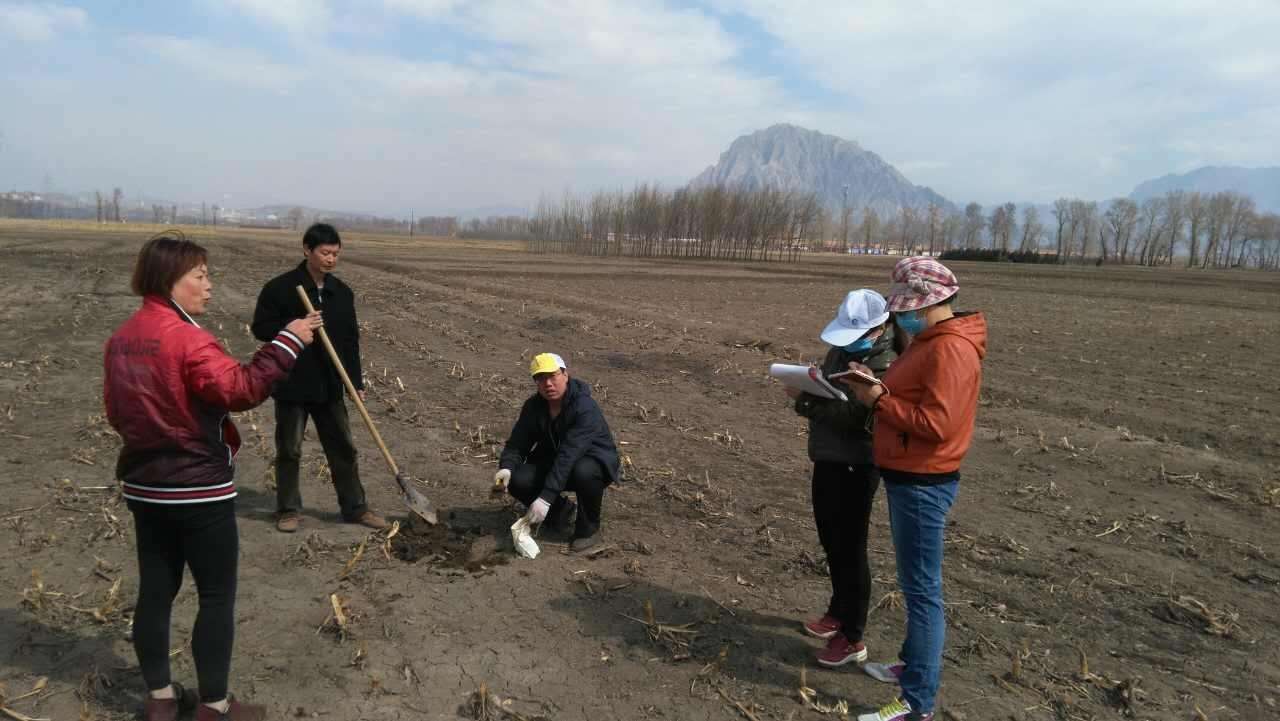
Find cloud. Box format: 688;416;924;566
0;2;86;42
221;0;329;34
129;34;305;93
715;0;1280;202
381;0;463;19
4;1;1279;213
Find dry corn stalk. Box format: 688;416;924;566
797;666;849;715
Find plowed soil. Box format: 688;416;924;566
1;220;1277;721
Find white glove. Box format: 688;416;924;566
493;469;511;490
526;498;551;524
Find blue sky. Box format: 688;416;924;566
2;0;1277;215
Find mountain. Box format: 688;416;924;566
1130;166;1280;213
689;124;953;215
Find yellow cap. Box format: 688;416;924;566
529;352;566;377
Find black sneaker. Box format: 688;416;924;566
570;533;601;553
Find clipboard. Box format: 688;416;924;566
769;363;849;401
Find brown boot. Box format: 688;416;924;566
142;682;198;721
275;512;301;533
194;696;266;721
352;510;387;529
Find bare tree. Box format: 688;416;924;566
1052;198;1071;260
962;202;984;249
860;206;879;253
152;204;165;224
899;206;918;254
212;204;220;227
95;191;103;224
1078;201;1099;260
1136;197;1164;266
1153;191;1186;266
1184;192;1207;268
926;202;942;255
288;206;303;231
112;187;123;222
171;204;178;224
1019;206;1042;252
1224;194;1255;267
988;205;1008;252
1104;198;1138;263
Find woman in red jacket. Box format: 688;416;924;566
104;232;320;721
842;257;987;721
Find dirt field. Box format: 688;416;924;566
1;220;1277;721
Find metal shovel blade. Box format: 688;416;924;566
398;474;438;525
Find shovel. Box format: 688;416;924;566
295;285;437;524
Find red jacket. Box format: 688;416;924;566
873;312;987;475
104;296;304;504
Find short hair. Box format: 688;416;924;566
131;231;208;297
303;223;341;250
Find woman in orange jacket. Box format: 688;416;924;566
842;257;987;721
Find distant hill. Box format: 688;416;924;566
1130;166;1280;213
690;124;954;215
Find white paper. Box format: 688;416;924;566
510;517;540;559
769;363;849;401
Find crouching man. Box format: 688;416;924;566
494;353;620;552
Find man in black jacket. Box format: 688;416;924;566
494;352;620;552
251;223;386;533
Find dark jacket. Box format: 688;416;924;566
499;377;621;504
251;261;362;403
793;327;897;466
104;296;303;503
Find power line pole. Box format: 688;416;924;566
841;184;850;252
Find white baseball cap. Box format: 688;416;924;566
820;289;890;347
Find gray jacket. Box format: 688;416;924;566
792;328;897;466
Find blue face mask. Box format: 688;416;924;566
842;332;880;354
896;311;927;336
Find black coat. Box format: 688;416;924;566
251;262;363;403
499;377;621;504
793;327;897;465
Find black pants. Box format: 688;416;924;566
274;396;368;520
507;458;609;538
812;462;881;642
129;499;238;702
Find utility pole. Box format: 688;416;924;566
841;184;850;252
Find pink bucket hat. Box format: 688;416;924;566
886;256;959;312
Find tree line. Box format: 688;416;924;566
851;191;1277;270
522;185;824;261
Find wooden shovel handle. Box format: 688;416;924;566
295;285;399;476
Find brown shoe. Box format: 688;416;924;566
275;512;301;533
143;682;198;721
352;510;387;530
195;696;266;721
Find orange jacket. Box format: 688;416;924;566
873;312;987;475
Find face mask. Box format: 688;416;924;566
842;333;879;354
896;311;927;337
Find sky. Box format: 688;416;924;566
1;0;1278;215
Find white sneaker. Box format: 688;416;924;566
857;698;931;721
863;661;905;683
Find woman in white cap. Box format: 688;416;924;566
786;289;897;668
493;352;621;551
840;257;987;721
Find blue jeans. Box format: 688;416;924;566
885;478;958;714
